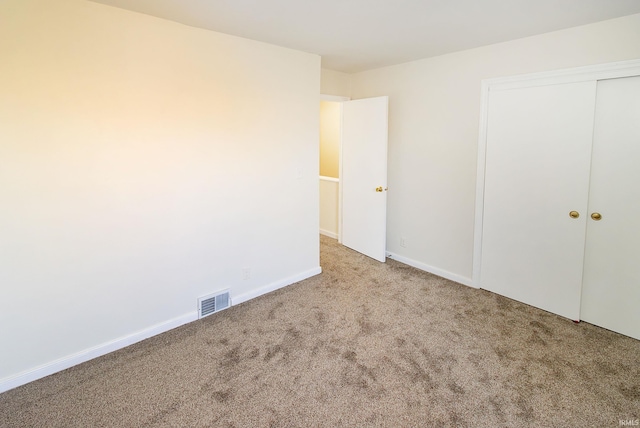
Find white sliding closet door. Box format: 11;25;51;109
581;76;640;340
480;82;597;320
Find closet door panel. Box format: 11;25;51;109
481;82;597;320
581;76;640;340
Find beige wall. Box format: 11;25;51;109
321;68;351;97
319;101;341;178
319;178;339;238
0;0;320;388
351;13;640;284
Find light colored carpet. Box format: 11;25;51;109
1;235;639;427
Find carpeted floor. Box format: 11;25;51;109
1;235;639;427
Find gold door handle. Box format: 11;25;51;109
375;186;384;192
591;212;602;221
569;211;580;219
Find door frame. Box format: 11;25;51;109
320;94;350;243
473;59;640;288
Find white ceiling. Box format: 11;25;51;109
89;0;640;73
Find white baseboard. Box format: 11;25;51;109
0;312;197;394
319;229;338;239
0;267;324;394
233;266;322;305
386;251;475;288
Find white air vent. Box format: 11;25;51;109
198;290;231;319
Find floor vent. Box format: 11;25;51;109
198;290;231;319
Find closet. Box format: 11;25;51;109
475;60;640;340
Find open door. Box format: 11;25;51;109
341;96;389;262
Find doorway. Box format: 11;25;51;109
319;95;389;262
319;95;348;242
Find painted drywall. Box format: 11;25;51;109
0;0;320;388
319;178;339;239
319;101;341;178
350;13;640;284
320;68;352;97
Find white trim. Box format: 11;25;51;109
386;251;474;288
0;312;197;394
0;266;322;394
320;229;338;239
319;175;339;183
472;79;491;288
487;59;640;92
232;266;322;305
473;58;640;289
320;94;350;102
337;102;344;243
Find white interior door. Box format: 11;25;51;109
581;76;640;340
480;82;597;320
341;96;388;262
